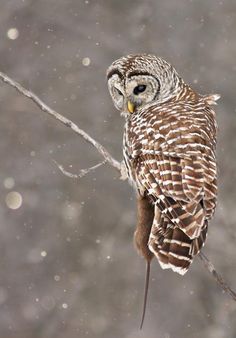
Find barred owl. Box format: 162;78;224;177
107;54;219;277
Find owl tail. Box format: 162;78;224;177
148;213;208;275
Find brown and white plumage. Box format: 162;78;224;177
107;54;219;276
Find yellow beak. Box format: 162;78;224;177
127;101;135;113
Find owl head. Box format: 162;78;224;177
107;54;184;115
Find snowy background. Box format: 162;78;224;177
1;1;236;337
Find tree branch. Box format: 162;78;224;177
199;252;236;301
53;159;107;179
0;70;235;302
0;71;121;173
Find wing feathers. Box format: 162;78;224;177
124;97;217;275
149;213;208;274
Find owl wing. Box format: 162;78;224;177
133;106;217;240
136;152;216;239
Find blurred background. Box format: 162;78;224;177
0;0;236;337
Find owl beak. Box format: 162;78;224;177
127;101;135;113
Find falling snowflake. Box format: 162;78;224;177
7;28;19;40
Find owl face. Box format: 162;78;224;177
107;54;183;115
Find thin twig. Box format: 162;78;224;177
199;252;236;301
53;159;107;179
0;71;121;173
0;70;235;303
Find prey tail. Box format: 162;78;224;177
140;260;151;330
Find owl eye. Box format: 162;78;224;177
133;84;146;95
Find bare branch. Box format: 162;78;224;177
0;71;121;173
199;252;236;301
0;70;235;303
53;159;107;179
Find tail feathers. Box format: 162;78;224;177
148;216;208;275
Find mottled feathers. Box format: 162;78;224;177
107;54;218;275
